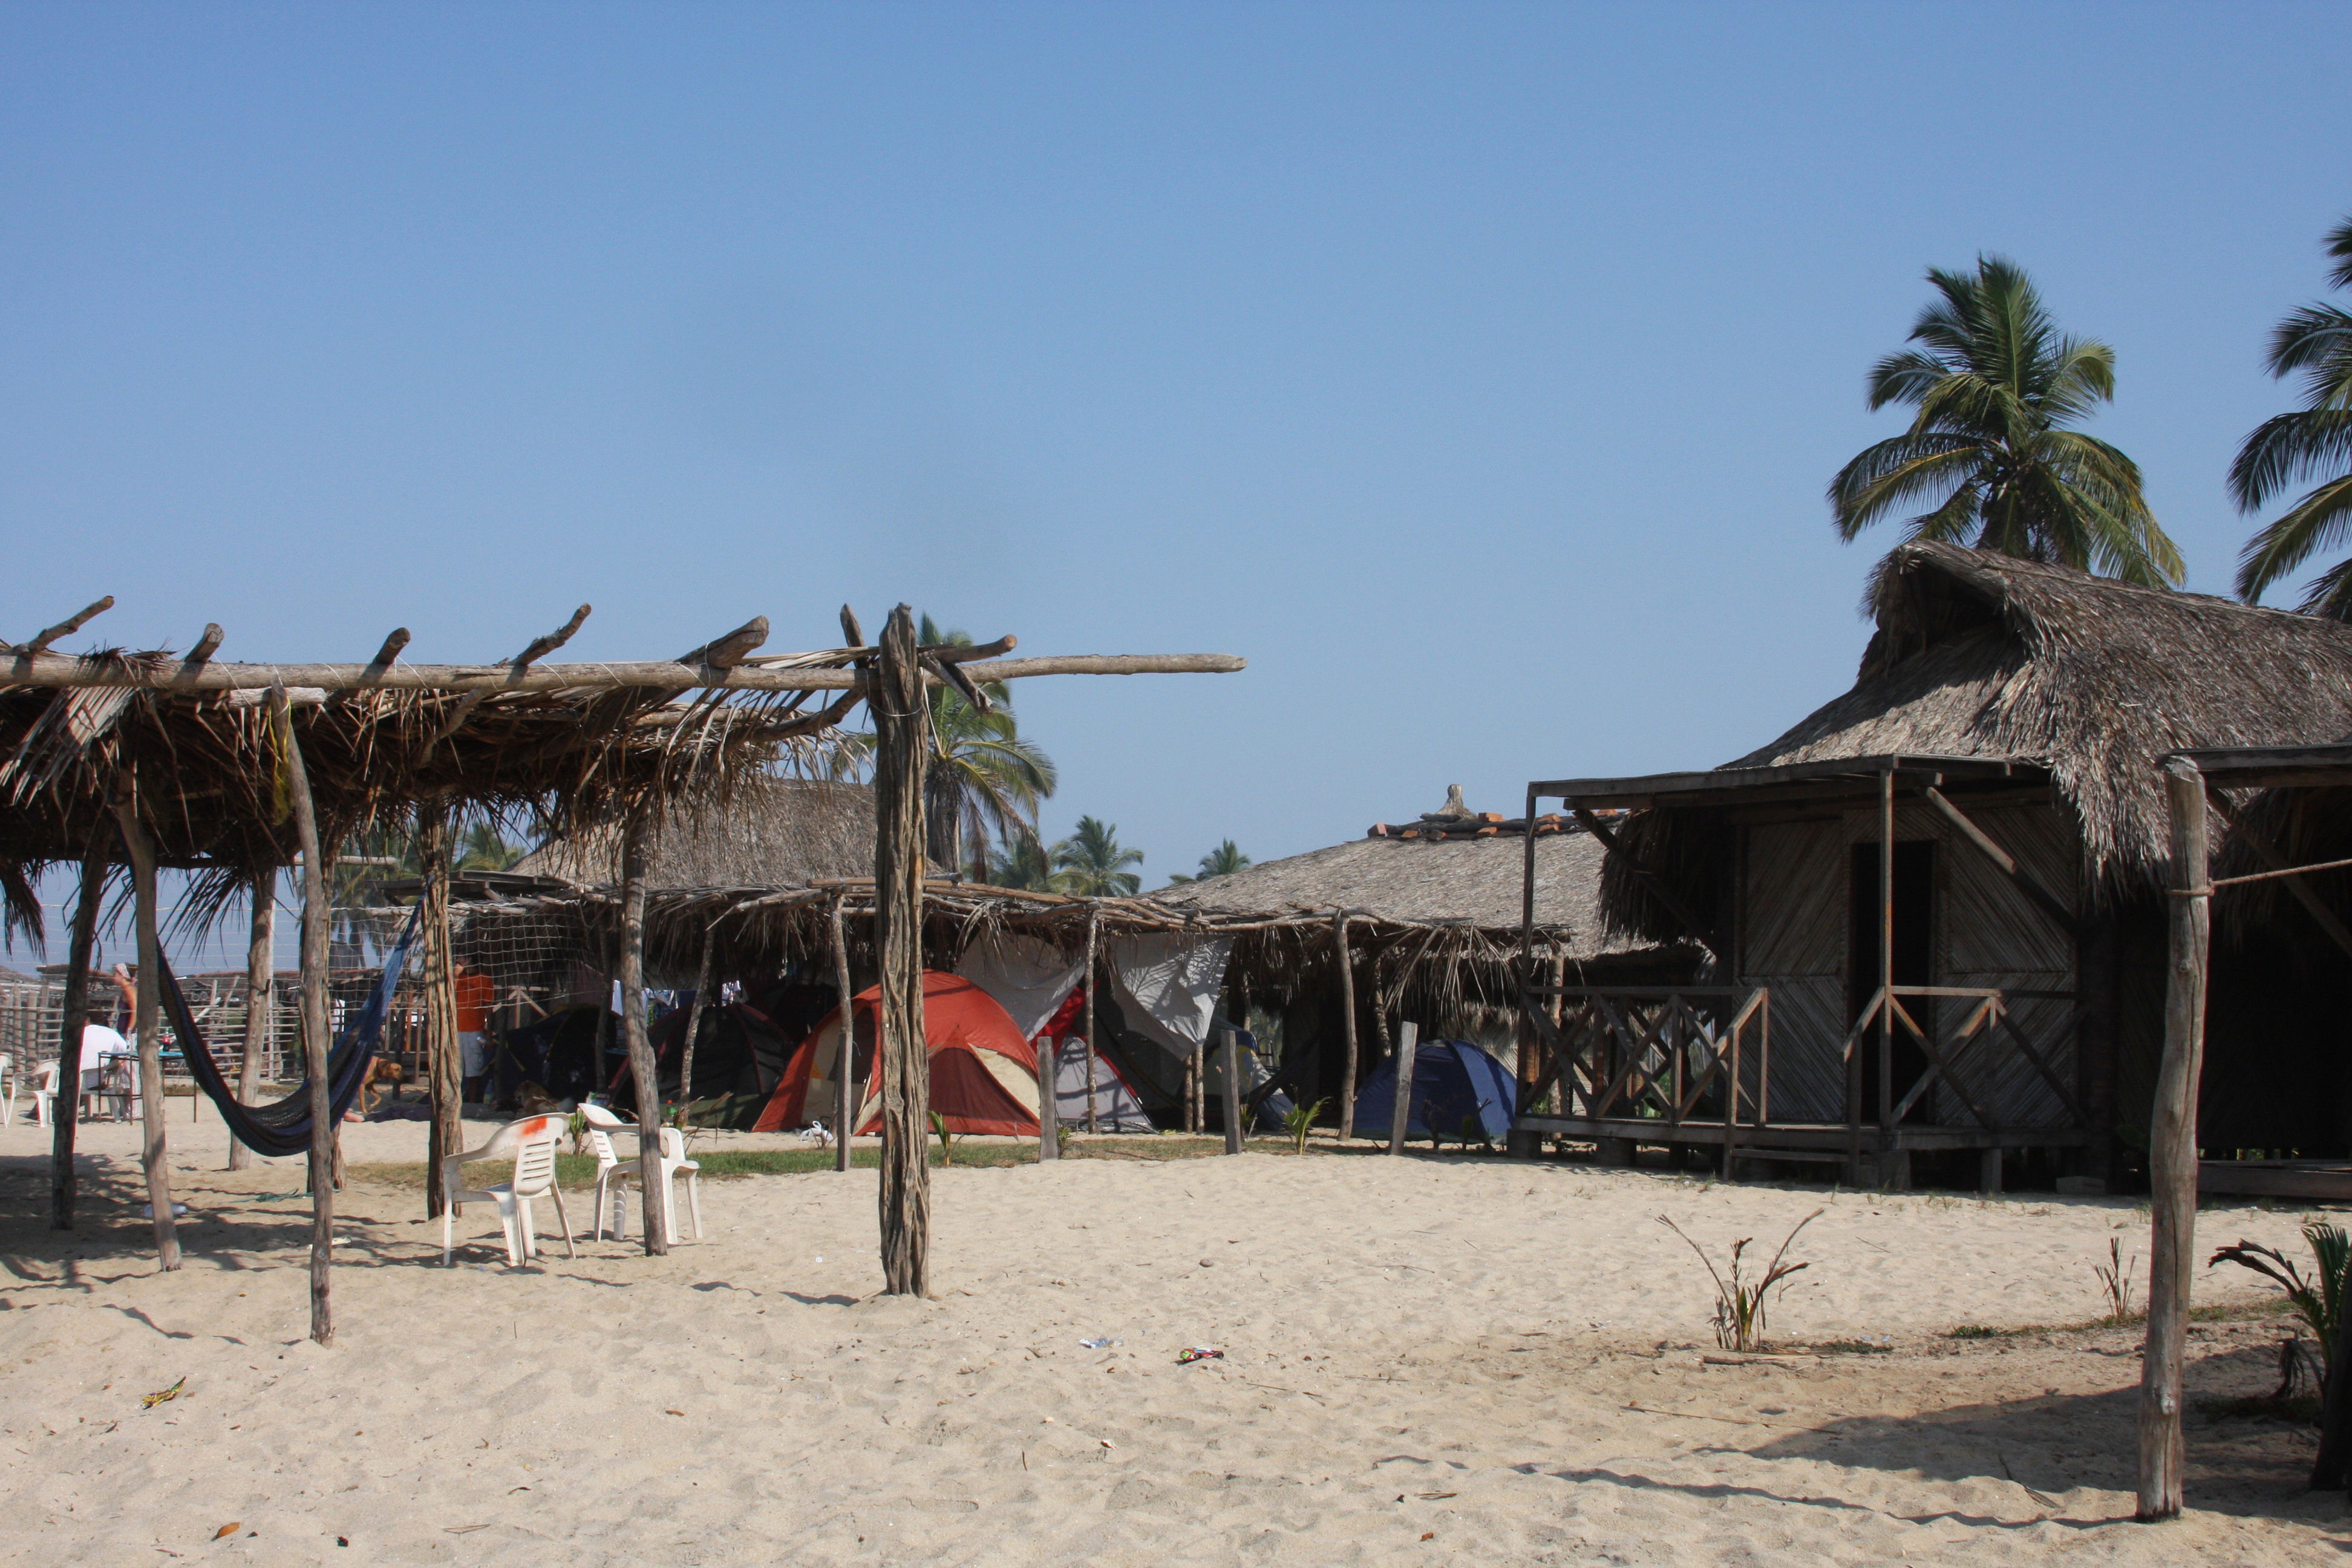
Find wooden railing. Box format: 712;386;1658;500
1519;985;1771;1131
1840;985;2086;1130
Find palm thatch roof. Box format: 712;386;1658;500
511;778;882;889
1154;801;1642;961
1605;541;2352;939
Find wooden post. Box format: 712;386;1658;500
1220;1027;1244;1154
50;841;106;1229
1387;1021;1420;1155
112;769;182;1270
228;867;274;1172
828;893;856;1172
417;808;461;1219
1183;1051;1198;1134
1082;911;1100;1135
270;688;335;1345
619;812;670;1255
2137;758;2210;1520
1878;768;1895;1150
1034;921;1058;1162
679;931;714;1112
873;605;931;1297
1334;914;1360;1142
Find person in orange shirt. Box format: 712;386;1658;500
454;959;496;1105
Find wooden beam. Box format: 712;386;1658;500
1334;914;1361;1141
227;865;272;1173
1221;1027;1245;1154
619;812;670;1256
1386;1021;1420;1155
270;687;336;1346
20;596;114;655
0;646;1246;694
417;809;460;1220
1570;805;1723;956
676;615;767;671
419;607;598;753
113;767;183;1271
1921;786;2081;935
514;605;592;668
829;893;857;1172
680;930;715;1117
2138;759;2211;1520
1082;912;1100;1136
873;606;930;1297
2200;788;2352;964
49;841;106;1230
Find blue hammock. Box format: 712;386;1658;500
160;905;422;1158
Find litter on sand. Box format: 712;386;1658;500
1080;1336;1121;1350
141;1203;191;1218
141;1377;187;1410
1177;1347;1223;1365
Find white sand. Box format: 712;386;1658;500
2;1102;2346;1565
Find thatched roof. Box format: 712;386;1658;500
1154;794;1644;961
1606;541;2352;936
511;778;881;890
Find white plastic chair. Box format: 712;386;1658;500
439;1113;577;1267
0;1054;13;1128
578;1103;702;1243
28;1062;62;1127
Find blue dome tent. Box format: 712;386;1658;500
1351;1038;1517;1146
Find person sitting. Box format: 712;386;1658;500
455;959;495;1106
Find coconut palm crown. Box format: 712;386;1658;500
2232;215;2352;618
1051;815;1143;897
1829;256;2182;589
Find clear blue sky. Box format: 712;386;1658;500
5;2;2349;907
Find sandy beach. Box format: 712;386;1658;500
2;1105;2345;1566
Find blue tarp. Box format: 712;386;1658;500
1350;1039;1517;1144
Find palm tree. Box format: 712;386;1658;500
1051;816;1143;897
1829;256;2182;587
2233;216;2352;617
456;821;526;872
834;615;1057;880
986;837;1056;892
1168;840;1250;884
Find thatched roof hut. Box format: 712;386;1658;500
1607;540;2352;942
511;779;881;889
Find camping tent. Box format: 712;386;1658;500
751;971;1040;1136
1350;1039;1517;1145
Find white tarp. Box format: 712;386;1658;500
1106;933;1233;1071
956;932;1086;1043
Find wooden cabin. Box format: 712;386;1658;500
1518;542;2352;1189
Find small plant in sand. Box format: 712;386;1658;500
930;1110;957;1166
2094;1237;2137;1322
1657;1208;1823;1352
1282;1097;1330;1156
2210;1221;2348;1382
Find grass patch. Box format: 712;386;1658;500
1806;1339;1896;1355
1939;1298;2292;1342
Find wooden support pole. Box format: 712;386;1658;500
1035;1030;1059;1162
270;688;336;1345
112;768;181;1270
679;930;715;1112
873;606;931;1297
1334;914;1361;1142
417;808;461;1219
1082;912;1100;1136
1879;769;1896;1142
1387;1021;1420;1155
1220;1027;1244;1154
829;894;856;1172
50;841;106;1229
227;867;274;1172
619;812;670;1256
2137;759;2210;1520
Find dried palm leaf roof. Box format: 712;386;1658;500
511;778;884;889
1602;541;2352;938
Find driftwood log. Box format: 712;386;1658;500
873;607;931;1296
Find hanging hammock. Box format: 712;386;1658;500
159;904;422;1158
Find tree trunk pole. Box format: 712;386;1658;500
1334;914;1360;1142
270;688;335;1345
228;867;275;1171
112;767;183;1270
679;930;714;1112
2138;759;2211;1520
1387;1021;1420;1155
1082;910;1100;1136
829;893;856;1172
619;811;670;1256
50;841;106;1229
1220;1027;1244;1154
873;605;931;1297
418;806;461;1219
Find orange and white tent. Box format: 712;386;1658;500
751;971;1039;1137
